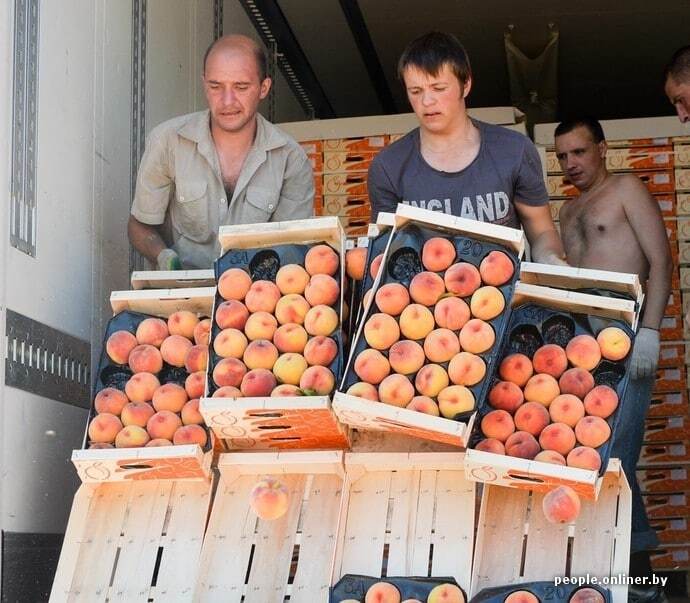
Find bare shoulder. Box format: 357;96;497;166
610;173;656;205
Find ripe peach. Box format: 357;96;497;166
215;300;249;330
146;410;182;441
479;250;515;286
213;328;248;359
243;340;279;370
106;330;138;364
94;388;129;415
275;263;310;295
370;253;384;279
583;385;619;419
514;402;550;437
271;384;302;397
160;334;193;367
421;237;456;271
184;344;208;373
444;262;481;297
375;283;410;316
532;344;568;378
181;398;204;425
458;319;495;354
128;344;163;374
409;271;445;306
424;328;461;363
481;409;515;442
414;364;450;398
596;327;631;361
244;312;278;341
135;318;169;347
364;313;400;350
499;353;534;388
167;310;199;339
448;352;486;386
241;368;278;397
569;588;605;603
427;583;464;603
575;416;611;448
172;424;208;446
505;431;540;459
273;323;309;353
549;394;585;428
399;304;435;340
249;477;290;520
523;373;560;407
299;365;335;395
488;381;524;413
345;247;367;280
146;438;172;447
305;244;339;276
218;268;252;301
303;335;337;366
559;368;595;399
273;294;310;325
476;438;506;454
565;334;602;370
152;383;188;413
504;591;539;603
469;286;505;321
534;450;567;465
539;422;577;456
272;353;308;385
213;357;247;388
115;425;150;448
354;349;390;385
365;581;401;603
121;402;155;428
304;305;339;336
125;372;160;403
434;296;470;330
567;446;602;471
245;280;282;314
406;395;440;416
212;385;242;398
193;318;212;346
378;374;415;407
88;413;123;443
346;381;380;401
304;274;340;307
542;485;581;524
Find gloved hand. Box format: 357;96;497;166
629;327;660;380
535;250;569;266
156;248;182;271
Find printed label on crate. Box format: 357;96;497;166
323;151;378;173
324;173;368;195
322;195;371;218
676;144;690;167
676;169;690;191
324;136;388;152
678;193;690;216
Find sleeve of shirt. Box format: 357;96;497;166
367;156;400;221
515;139;549;206
130;129;173;225
272;147;314;221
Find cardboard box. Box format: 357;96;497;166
658;342;685;368
660;313;684;341
676;169;690;191
649;390;689;418
130;269;215;290
321;194;371;218
650;545;690;570
676;145;690;167
656;193;676;217
653;365;686;393
323;151;379;173
639;467;690;493
548;170;675;198
644;415;690;443
649;517;690;545
323;173;369;196
639;441;690;466
644;493;690;519
677;194;690;215
546;147;674;174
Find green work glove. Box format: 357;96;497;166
156;248;182;271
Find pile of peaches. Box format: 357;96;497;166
336;580;464;603
87;311;211;449
475;326;632;470
344;236;516;419
209;244;341;398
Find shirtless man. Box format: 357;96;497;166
555;117;672;603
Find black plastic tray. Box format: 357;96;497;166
330;574;464;603
470;580;610;602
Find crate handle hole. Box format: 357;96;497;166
270;437;301;441
258;425;291;430
120;463;154;470
506;472;545;484
249;412;284;418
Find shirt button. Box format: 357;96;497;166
219;198;225;206
268;204;274;210
179;196;185;201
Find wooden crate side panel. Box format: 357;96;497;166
385;469;422;576
639;441;690;467
110;288;215;318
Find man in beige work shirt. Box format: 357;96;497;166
128;35;314;269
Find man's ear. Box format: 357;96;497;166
260;77;272;100
461;76;472;98
598;139;608;159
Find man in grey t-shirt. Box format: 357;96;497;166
369;31;566;265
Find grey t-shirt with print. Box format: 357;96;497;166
367;120;548;227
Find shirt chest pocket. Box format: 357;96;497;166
173;181;211;242
240;186;278;223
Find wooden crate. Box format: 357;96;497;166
676;168;690;191
323;173;368;196
340;215;371;236
321;195;370;218
639;441;690;467
644;416;690;443
644;492;690;519
323;135;389;152
650;545;690;570
654;365;687;393
638;467;690;493
130;270;215;290
50;478;212;602
470;460;631;603
649;517;690;545
323;151;378;173
649;390;689;418
677;193;690;215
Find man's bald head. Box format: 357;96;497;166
203;35;267;81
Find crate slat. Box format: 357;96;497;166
410;470;436;575
386;469;420;576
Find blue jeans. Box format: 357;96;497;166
611;374;659;553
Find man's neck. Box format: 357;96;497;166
210;115;258;151
419;113;476;153
579;169;610;195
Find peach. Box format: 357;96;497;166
575;416;611;448
365;581;401;603
399;304;435;340
354;349;390;385
146;410;182;441
458;319;495;354
542;485;581;524
304;274;340;307
481;409;515;442
88;413;123;443
469;286;505;321
193;318;212;346
514;402;550;437
244;312;278;341
406;395;440;416
423;328;460;363
243;340;279;370
583;385;619;419
160;334;193;367
152;383;188;413
303;335;337;366
378;374;415;407
438;385;475;418
523;373;560;407
215;300;249;330
444;262;481;297
434;296;470;330
273;323;309;353
115;425;150;448
272;353;308;385
128;344;163;374
362;289;373;309
213;357;247;388
476;438;506;454
539;422;577;455
488;381;524;413
218;268;252;301
549;394;585;428
414;364;450;398
184;344;209;373
146;438;172;447
271;384;302;397
534;450;567;465
94;388;129;415
479;250;515;287
596;326;631;361
448;352;486;386
181;398;204;425
241;368;278;397
106;330;138;364
532;344;568;378
569;588;605;603
567;446;602;471
345;247;367;280
275;263;310;295
135;318;169;347
426;583;464;603
125;372;160;403
375;283;410;316
89;443;114;449
409;271;445;306
364;313;400;350
304;305;339;337
559;368;595;399
504;591;539;603
370;253;384;279
505;431;540;459
565;334;602;370
245;280;282;314
499;353;533;388
121;402;155;427
249;477;290;520
167;310;199;339
212;385;242;398
305;244;339;276
346;381;380;401
299;365;335;395
421;237;456;271
274;294;310;326
172;424;208;446
213;328;248;359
